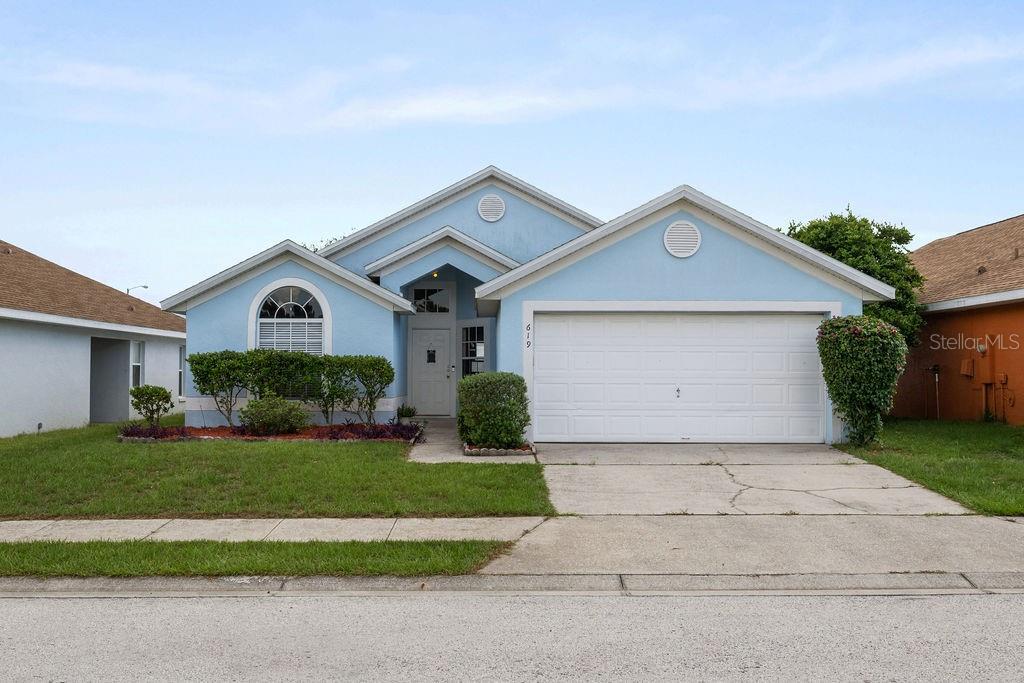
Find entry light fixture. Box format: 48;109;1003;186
431;271;438;278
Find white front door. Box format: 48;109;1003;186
531;313;826;443
410;328;452;415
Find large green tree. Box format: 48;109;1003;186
787;209;924;345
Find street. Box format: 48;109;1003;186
3;593;1022;681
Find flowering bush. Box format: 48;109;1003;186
118;424;190;440
817;315;908;445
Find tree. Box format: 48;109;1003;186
787;209;924;345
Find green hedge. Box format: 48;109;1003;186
817;315;908;445
238;393;308;435
457;372;530;449
186;349;394;426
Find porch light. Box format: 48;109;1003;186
431;271;438;278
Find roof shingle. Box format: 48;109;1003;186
912;213;1024;305
0;241;185;333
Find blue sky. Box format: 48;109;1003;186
2;1;1023;304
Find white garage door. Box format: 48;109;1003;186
531;313;826;443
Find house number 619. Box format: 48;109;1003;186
524;322;532;348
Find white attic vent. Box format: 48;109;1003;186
663;221;702;258
478;194;506;222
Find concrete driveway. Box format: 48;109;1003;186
538;443;967;515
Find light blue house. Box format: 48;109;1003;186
162;167;894;443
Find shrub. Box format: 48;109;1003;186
305;355;359;424
129;384;175;427
397;403;417;419
187;351;248;426
118;423;189;440
238;393;308;436
350;355;395;423
817;315;908;445
243;349;317;399
312;422;420;441
457;372;530;448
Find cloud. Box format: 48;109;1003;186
2;33;1022;133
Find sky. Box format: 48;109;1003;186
2;1;1023;305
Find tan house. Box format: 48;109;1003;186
892;214;1024;423
0;240;186;436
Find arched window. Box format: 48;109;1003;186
256;286;325;354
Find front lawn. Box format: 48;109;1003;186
0;419;553;519
0;540;507;576
839;419;1024;515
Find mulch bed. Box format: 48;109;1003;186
118;423;422;444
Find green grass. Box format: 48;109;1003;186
0;540;508;576
839;419;1024;515
0;416;553;519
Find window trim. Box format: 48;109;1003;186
130;340;145;388
178;345;186;399
246;278;333;353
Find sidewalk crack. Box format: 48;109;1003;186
261;519;285;541
384;518;399;541
141;519;174;540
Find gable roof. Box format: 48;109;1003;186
0;240;185;336
912;213;1024;309
317;166;602;259
364;226;520;276
476;185;896;301
161;240;415;313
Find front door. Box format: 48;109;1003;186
410;328;452;415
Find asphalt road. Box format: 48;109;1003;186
3;593;1021;681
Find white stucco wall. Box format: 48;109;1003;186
0;319;92;436
0;318;185;437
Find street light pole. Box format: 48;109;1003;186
126;285;149;295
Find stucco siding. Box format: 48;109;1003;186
0;319;184;436
380;245;501;295
0;319;92;436
333;185;585;273
183;259;398;426
494;209;862;377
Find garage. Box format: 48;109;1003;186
531;312;827;443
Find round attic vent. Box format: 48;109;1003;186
478;194;506;222
663;221;702;258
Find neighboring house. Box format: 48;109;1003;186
892;213;1024;423
163;167;893;443
0;241;186;437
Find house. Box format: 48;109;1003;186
892;213;1024;423
163;167;893;443
0;241;187;437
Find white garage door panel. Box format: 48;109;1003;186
532;313;826;443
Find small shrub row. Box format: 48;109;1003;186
457;372;530;449
187;349;395;427
312;422;421;441
119;424;190;440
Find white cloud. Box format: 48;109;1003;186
2;33;1022;132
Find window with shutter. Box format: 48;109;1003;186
256;286;325;355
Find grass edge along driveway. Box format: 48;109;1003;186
0;420;554;519
0;539;510;577
839;419;1024;516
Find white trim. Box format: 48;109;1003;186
0;306;186;339
161;240;414;314
246;278;334;353
318;166;601;259
364;226;520;275
187;395;406;414
924;287;1024;312
519;300;844;444
476;185;895;302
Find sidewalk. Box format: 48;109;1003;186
0;517;545;542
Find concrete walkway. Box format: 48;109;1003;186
0;517;545;542
409;418;535;463
540;444;968;515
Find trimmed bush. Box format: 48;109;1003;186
238;393;308;436
187;350;248;426
350;355;395;423
817;315;908;445
457;372;530;449
129;385;175;427
306;355;359;424
243;349;316;400
118;423;189;440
